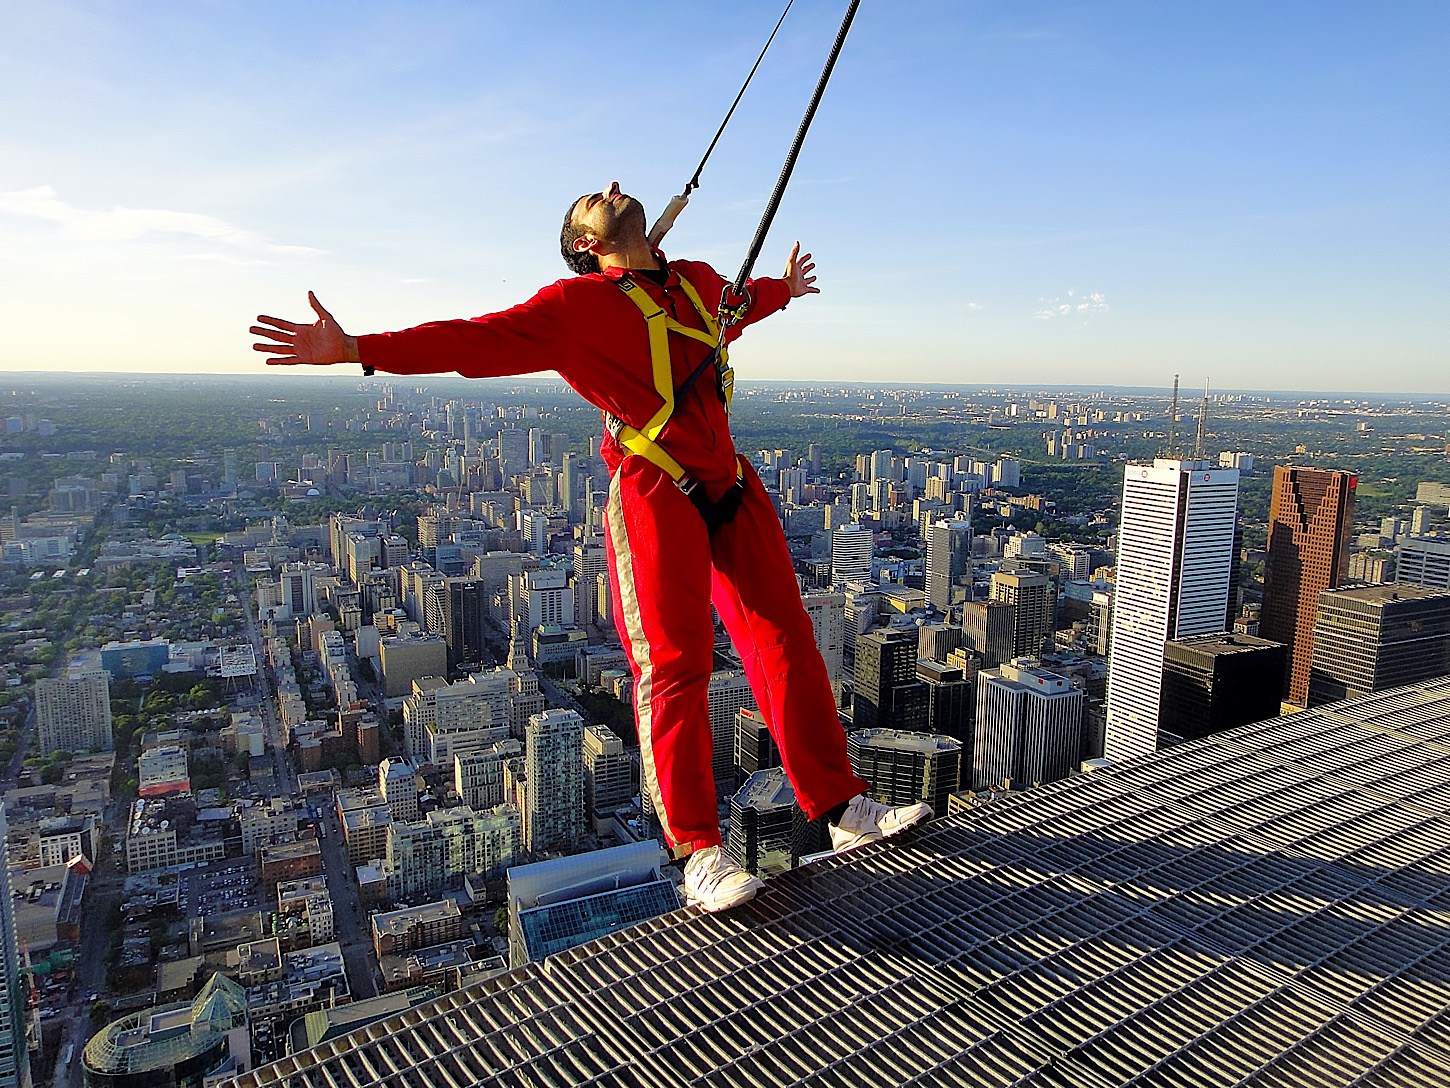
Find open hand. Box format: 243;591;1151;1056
783;242;818;299
251;292;359;366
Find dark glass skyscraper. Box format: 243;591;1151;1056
1308;585;1450;706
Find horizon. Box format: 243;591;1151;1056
2;2;1446;391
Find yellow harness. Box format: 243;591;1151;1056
606;273;741;499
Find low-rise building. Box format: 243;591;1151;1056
371;899;466;958
259;839;322;894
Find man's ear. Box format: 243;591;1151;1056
573;233;598;254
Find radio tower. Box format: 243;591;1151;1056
1166;375;1180;457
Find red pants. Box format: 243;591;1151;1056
604;457;869;856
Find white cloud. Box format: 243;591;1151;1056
0;185;320;255
1035;289;1108;321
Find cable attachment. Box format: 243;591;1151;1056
647;192;691;248
717;284;752;328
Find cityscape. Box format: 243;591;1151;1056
0;373;1445;1086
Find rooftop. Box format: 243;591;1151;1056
227;676;1450;1088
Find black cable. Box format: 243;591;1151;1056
729;0;862;300
688;0;795;195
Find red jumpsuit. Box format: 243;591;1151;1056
359;256;869;855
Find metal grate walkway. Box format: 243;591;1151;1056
224;676;1450;1087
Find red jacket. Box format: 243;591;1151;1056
359;258;792;502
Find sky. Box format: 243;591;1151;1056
0;1;1445;391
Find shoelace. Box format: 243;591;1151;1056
688;848;742;893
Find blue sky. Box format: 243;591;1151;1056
0;1;1445;391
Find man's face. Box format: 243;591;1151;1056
570;181;646;250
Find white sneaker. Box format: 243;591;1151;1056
682;846;765;913
829;794;932;853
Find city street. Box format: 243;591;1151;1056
315;803;380;1000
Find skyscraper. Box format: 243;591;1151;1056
725;768;827;877
1104;459;1239;762
990;567;1055;658
925;518;973;613
36;669;112;755
1307;585;1450;706
524;710;585;853
582;725;633;828
707;672;758;795
445;578;487;671
961;600;1015;669
0;807;27;1088
1259;466;1356;704
831;524;872;585
801;592;846;699
917;660;973;753
733;707;781;786
846;728;959;816
1396;537;1450;590
1159;633;1287;743
974;661;1084;790
852;628;926;732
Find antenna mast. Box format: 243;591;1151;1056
1194;380;1210;463
1166;375;1180;458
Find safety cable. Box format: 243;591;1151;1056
726;0;862;305
647;0;795;246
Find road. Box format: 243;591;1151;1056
315;802;381;999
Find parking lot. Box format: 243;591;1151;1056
181;858;261;917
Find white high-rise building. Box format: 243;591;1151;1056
525;710;585;853
0;806;26;1088
707;672;758;791
802;592;847;697
1105;459;1239;763
831;524;873;585
36;669;112;755
974;661;1084;790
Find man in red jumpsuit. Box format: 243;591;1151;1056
252;182;930;911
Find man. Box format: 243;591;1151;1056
252;182;929;911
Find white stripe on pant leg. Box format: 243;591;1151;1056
606;467;680;853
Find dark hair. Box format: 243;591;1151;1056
560;194;600;275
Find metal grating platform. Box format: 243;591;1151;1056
223;676;1450;1087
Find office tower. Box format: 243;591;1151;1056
726;768;828;877
994;458;1021;488
831;524;872;585
0;807;26;1088
868;449;893;483
582;725;633;827
990;568;1055;657
525;710;585;853
846;728;959;816
733;707;781;786
918;623;963;665
1410;506;1432;535
379;633;449;701
707;672;758;794
917;660;973;750
1397;537;1450;589
1259;466;1356;704
974;661;1084;790
445;578;488;671
36;669;112;755
852;628;926;732
961;601;1014;669
1308;585;1450;706
801;592;846;696
1104;459;1239;762
497;428;529;481
572;541;607;627
278;562;319;619
1159;633;1287;743
926;519;973;613
807;443;823;476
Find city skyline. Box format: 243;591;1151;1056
2;2;1446;391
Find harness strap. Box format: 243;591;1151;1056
606;272;745;531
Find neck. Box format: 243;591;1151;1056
595;233;660;273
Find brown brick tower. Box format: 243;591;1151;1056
1260;466;1356;704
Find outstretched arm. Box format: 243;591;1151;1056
251;292;360;366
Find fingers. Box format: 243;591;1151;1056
252;343;296;354
254;315;299;333
308;290;335;323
